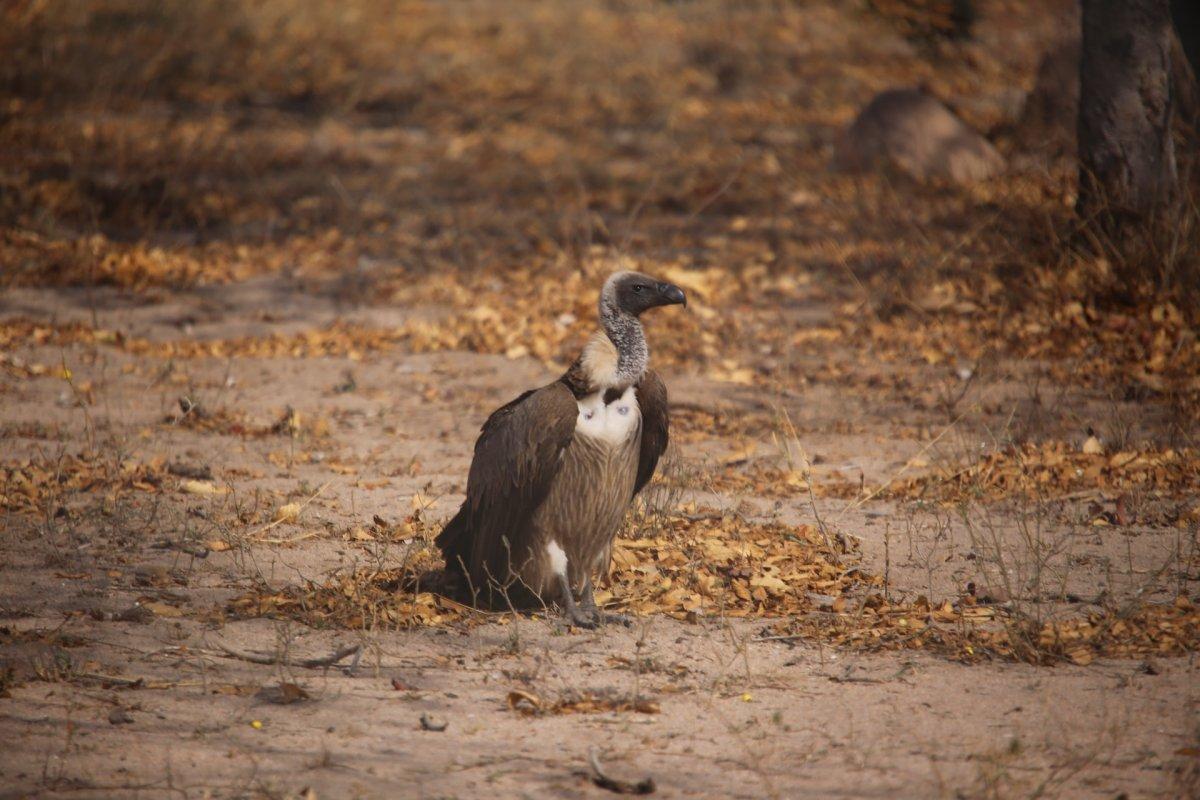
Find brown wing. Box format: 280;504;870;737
436;381;577;594
633;369;669;497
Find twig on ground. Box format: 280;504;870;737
836;410;967;518
246;480;332;539
211;640;362;670
824;672;885;684
678;511;726;523
75;673;202;690
806;480;841;566
73;672;145;687
343;643;363;676
258;531;324;546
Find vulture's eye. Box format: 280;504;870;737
632;284;646;293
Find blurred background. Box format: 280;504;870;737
0;0;1197;427
2;0;1078;274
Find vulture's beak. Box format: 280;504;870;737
658;282;687;307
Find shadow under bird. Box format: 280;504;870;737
436;271;687;627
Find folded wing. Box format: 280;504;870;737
633;369;669;497
436;382;578;594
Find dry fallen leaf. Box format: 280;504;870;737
274;502;302;523
180;479;216;495
1064;646;1093;666
139;601;183;618
507;689;542;715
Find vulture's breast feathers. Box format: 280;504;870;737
575;385;640;446
572;332;643;447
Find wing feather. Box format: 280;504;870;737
633;370;669;497
436;382;577;595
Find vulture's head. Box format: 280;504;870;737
603;271;687;317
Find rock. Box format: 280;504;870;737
834;88;1004;184
108;707;134;725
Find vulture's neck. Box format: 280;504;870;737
566;296;650;396
561;300;647;395
600;301;648;386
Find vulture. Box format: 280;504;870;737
436;271;686;627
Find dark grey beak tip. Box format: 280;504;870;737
661;283;687;307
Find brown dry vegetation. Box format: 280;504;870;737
1;1;1198;798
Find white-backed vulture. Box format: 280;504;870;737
436;271;686;626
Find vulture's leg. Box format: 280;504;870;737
557;572;597;629
579;577;632;627
547;541;596;629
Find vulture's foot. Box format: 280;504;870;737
557;573;599;629
579;582;633;627
562;605;601;629
560;605;629;628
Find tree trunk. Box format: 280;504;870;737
1172;0;1200;127
1077;0;1177;227
1172;0;1200;79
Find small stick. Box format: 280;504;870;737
837;410;968;517
73;672;145;687
678;511;725;522
343;645;363;676
806;480;841;565
751;634;806;644
213;641;362;670
74;673;201;690
258;531;324;545
825;673;885;684
587;747;655;795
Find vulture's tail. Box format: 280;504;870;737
435;504;471;579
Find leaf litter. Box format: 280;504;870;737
1;0;1195;676
226;506;1199;666
4;447;1192;668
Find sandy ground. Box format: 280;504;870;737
2;1;1198;797
1;279;1197;800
